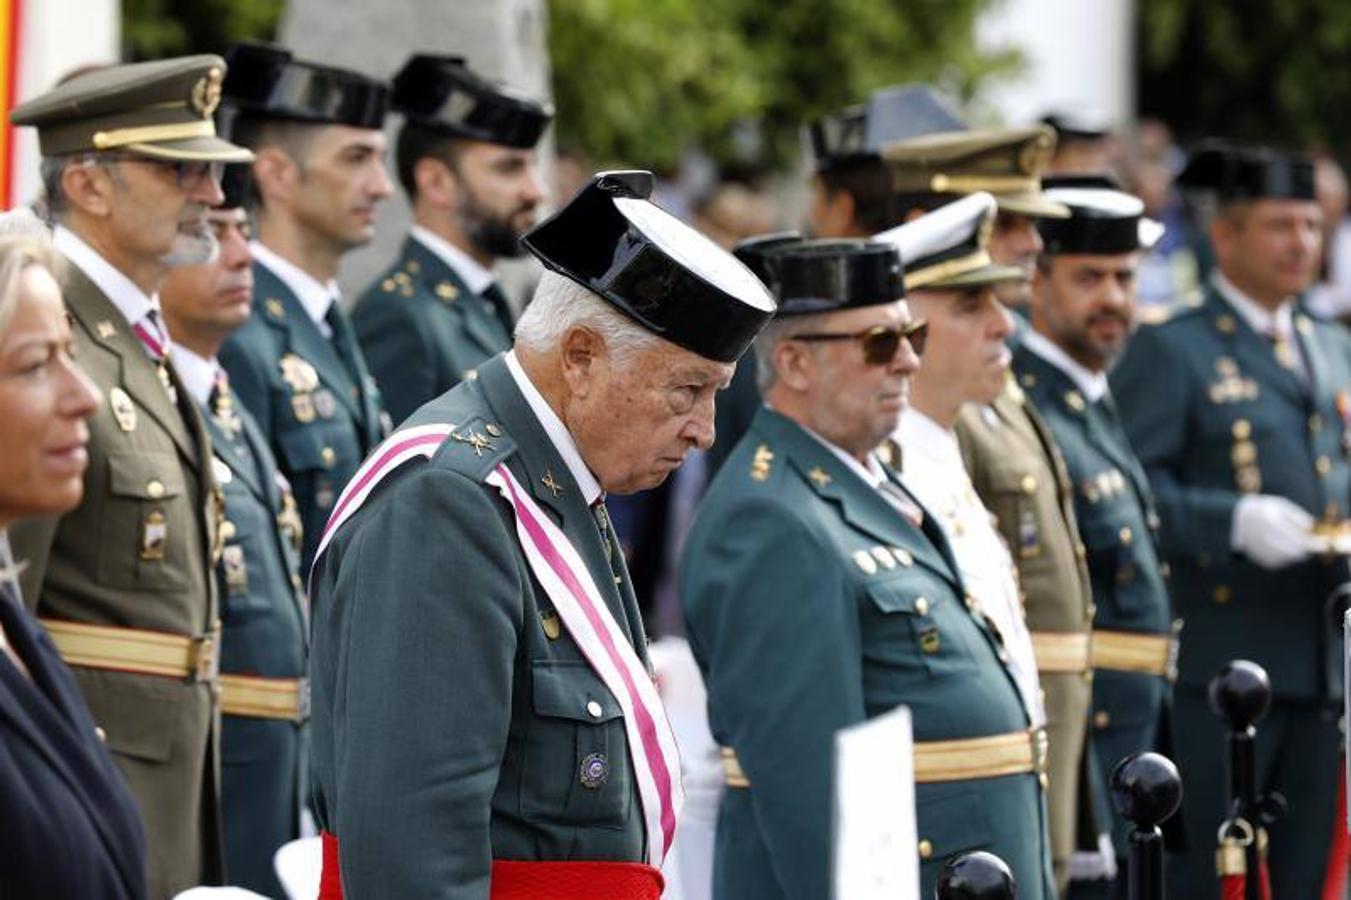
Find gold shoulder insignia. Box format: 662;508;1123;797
808;466;832;487
750;444;774;482
436;282;459;301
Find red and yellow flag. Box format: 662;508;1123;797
0;0;23;207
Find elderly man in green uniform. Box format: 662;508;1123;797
814;91;1096;894
1112;144;1351;899
217;43;391;574
308;171;774;899
1014;177;1174;898
681;234;1055;900
160;167;309;898
354;55;551;425
9;57;253;897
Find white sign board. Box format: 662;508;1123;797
833;705;919;900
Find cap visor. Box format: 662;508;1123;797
995;192;1069;219
923;262;1027;290
125;134;255;163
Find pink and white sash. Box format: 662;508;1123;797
311;424;683;866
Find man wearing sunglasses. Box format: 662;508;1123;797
680;238;1055;900
10;55;255;897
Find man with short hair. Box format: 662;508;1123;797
309;171;774;899
681;234;1055;900
160;169;309;898
354;55;551;425
1016;178;1174;897
1112;144;1351;899
9;55;253;897
217;43;391;574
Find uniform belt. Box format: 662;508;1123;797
40;618;220;683
220;674;310;722
1091;628;1178;680
722;727;1048;788
1029;631;1092;673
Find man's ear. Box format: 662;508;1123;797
774;338;815;392
559;325;604;399
414;155;456;209
251;147;298;208
60;161;115;219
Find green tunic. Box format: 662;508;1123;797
680;407;1055;900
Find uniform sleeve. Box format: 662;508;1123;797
311;466;523;899
1111;325;1238;561
219;333;276;447
353;298;436;428
680;497;863;900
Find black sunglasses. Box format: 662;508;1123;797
791;319;928;365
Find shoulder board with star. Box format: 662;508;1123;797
431;414;517;482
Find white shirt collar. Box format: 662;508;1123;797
409;225;497;295
250;240;339;329
1212;270;1295;338
168;344;219;409
1021;327;1111;402
53;225;160;329
896;409;962;471
793;421;887;489
503;350;603;505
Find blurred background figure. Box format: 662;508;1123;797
1306;153;1351;324
0;213;145;900
1118;119;1200;311
1041;111;1118;175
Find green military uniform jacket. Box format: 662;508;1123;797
10;262;224;898
956;380;1097;892
203;391;309;899
1111;288;1351;702
679;407;1054;900
309;354;650;898
353;235;514;426
1012;344;1173;859
219;260;384;574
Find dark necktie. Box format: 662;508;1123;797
481;282;516;338
591;500;625;589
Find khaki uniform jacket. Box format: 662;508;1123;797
10;263;224;899
956;382;1097;892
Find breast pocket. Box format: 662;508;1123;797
864;575;979;679
276;422;349;519
98;451;191;591
521;660;632;828
1080;515;1139;615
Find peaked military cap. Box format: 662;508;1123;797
392;55;552;148
12;55;253;162
732;231;805;289
770;239;904;316
874;192;1024;290
222;43;388;129
1040;111;1112;143
880;125;1069;219
808;84;966;172
521;170;776;363
1039;174;1164;254
1176;141;1315;202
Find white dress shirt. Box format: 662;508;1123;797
897;409;1046;726
168;344;220;410
504;350;602;505
250;241;340;338
53;226;161;330
411;225;510;323
1212;270;1307;381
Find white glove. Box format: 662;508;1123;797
1231;494;1318;569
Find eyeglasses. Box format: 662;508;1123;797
791;319;928;365
100;155;225;191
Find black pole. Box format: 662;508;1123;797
1111;752;1183;900
935;850;1016;899
1209;660;1274;900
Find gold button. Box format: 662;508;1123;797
94;726;107;742
220;520;236;541
586;700;604;719
1317;456;1332;476
1020;474;1037;495
146;479;165;498
1231;419;1252;440
321;446;336;467
1094;711;1111;729
914;597;930;616
1213;585;1232;604
1119;526;1133;546
918;839;934;860
1309;414;1323;433
1039;772;1051;791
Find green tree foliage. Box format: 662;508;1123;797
123;0;284;61
548;0;1020;171
1139;0;1351;156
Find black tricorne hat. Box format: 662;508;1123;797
1177;141;1315;202
392;54;552;149
771;239;904;317
809;83;966;173
222;43;388;130
1039;174;1164;255
732;231;805;290
521;170;776;363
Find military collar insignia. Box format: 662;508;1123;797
96;319;117;339
109;387;137;432
1064;390;1086;413
750;443;774;482
541;469;563;498
265;297;286;320
1296;314;1314;335
452;428;494;457
1215;313;1237;334
808;466;832;487
435;281;459;302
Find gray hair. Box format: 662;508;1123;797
753;312;826;393
515;270;659;367
0;209;65;335
39;153;109;221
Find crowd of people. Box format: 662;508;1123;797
0;38;1346;900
